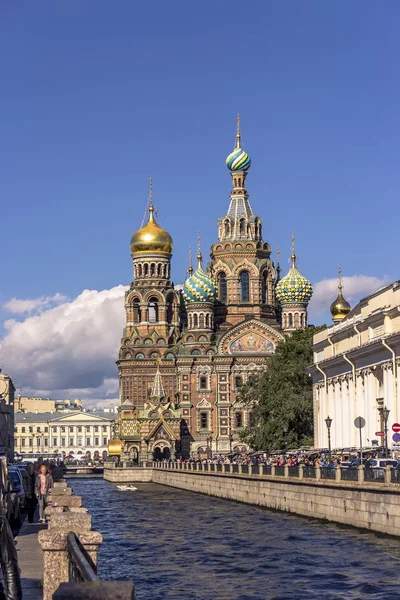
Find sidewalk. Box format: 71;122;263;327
15;518;46;600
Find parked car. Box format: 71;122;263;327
0;457;21;527
8;467;25;510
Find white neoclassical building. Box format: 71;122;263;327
312;280;400;451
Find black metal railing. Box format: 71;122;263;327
67;532;99;583
391;469;400;484
224;464;230;473
303;466;316;479
320;467;336;480
340;468;359;482
241;465;249;474
275;466;285;477
216;464;223;472
364;468;385;483
232;464;239;473
288;466;299;478
261;465;272;476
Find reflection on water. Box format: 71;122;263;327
71;479;400;600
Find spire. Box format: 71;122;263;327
188;246;193;277
276;246;281;282
197;232;202;268
291;233;296;268
235;113;241;149
338;266;343;292
150;358;166;400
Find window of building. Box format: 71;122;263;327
37;427;41;433
14;439;17;447
103;438;107;446
95;438;99;446
53;427;57;433
200;412;208;429
133;298;142;323
239;218;245;235
261;272;268;304
200;376;207;390
239;271;250;302
69;438;74;446
148;297;159;323
69;426;74;432
86;426;90;432
235;412;243;428
77;438;83;446
218;272;227;302
193;314;198;327
94;426;99;432
86;438;90;446
78;427;82;433
44;439;48;446
29;439;33;447
61;438;66;447
29;426;33;433
45;427;48;433
235;376;242;389
21;439;25;447
21;427;25;433
61;427;65;433
102;426;107;432
288;313;293;327
14;426;17;433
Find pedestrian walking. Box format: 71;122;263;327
35;465;53;523
23;463;37;523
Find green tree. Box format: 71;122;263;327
239;326;325;452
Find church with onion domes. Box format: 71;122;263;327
114;117;313;462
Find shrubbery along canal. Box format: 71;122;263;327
71;479;400;600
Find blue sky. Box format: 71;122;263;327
0;2;399;402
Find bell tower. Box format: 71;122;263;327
117;180;180;409
210;116;278;328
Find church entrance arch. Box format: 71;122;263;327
152;442;171;461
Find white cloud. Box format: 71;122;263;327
308;275;391;317
0;276;391;406
4;293;68;315
0;286;127;407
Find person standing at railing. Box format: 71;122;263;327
35;464;53;524
23;463;37;524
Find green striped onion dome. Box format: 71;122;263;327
183;267;217;304
275;266;313;305
226;147;251;171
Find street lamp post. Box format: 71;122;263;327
325;416;332;462
206;435;212;459
382;406;390;458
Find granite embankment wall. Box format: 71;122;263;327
104;465;153;482
151;468;400;537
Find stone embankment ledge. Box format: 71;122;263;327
38;481;135;600
151;463;400;537
104;463;153;482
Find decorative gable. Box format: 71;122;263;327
197;398;212;409
218;319;285;355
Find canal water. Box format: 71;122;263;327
71;479;400;600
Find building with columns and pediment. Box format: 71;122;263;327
115;118;313;461
312;277;400;452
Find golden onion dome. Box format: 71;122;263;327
330;290;351;322
330;269;351;322
130;205;173;255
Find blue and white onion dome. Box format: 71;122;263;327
226;145;251;172
275;264;313;305
183;266;217;304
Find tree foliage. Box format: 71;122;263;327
239;326;325;452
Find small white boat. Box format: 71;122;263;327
117;484;138;491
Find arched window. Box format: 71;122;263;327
219;272;227;302
150;263;155;276
239;271;250;302
157;264;162;276
144;263;149;276
166;300;173;324
239;219;245;235
261;271;268;304
199;314;204;329
235;375;242;389
193;314;198;327
224;220;230;236
148;297;159;323
199;376;207;389
133;298;141;323
288;313;293;327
